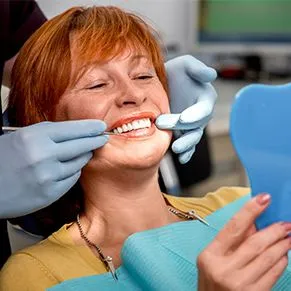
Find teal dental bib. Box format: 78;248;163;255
48;195;291;291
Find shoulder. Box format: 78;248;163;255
165;187;250;217
0;249;58;291
0;225;69;291
0;224;106;291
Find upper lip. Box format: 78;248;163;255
108;111;157;131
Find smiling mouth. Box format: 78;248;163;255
112;118;152;134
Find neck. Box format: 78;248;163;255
77;166;177;247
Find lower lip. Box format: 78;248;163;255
113;124;155;138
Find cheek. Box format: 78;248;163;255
161;97;170;114
157;98;170;117
151;85;170;114
55;96;107;121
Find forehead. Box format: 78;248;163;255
71;35;150;61
69;34;153;81
70;42;152;65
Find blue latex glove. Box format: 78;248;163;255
0;120;108;218
156;55;217;164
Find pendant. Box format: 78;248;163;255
104;256;118;281
187;210;210;227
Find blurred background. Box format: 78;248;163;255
2;0;291;197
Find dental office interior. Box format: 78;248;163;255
2;0;291;197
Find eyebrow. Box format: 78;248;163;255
129;54;150;64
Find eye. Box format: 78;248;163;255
135;74;154;80
87;83;107;90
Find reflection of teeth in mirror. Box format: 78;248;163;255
113;118;151;134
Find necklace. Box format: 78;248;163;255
76;214;118;281
76;207;209;281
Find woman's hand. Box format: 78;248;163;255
197;194;291;291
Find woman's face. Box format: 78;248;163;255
55;48;172;171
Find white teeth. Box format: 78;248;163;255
146;119;151;127
122;124;128;132
139;120;145;128
132;120;139;130
112;118;152;134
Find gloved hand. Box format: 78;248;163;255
156;55;217;164
0;120;108;218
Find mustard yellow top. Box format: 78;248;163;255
0;187;249;291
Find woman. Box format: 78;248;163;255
1;6;290;291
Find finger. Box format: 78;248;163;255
44;120;107;142
56;135;109;161
177;147;195;164
233;222;291;268
245;224;257;238
172;128;203;154
155;114;207;130
244;237;291;283
209;194;271;254
179;84;217;124
155;113;180;129
249;255;288;291
184;56;217;83
57;152;93;180
51;171;82;201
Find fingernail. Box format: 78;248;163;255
282;222;291;232
256;193;271;205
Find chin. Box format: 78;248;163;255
121;143;168;169
89;130;172;172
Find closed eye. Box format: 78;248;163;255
135;75;153;80
87;83;107;90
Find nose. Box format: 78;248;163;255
115;79;147;108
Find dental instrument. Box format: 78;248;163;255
2;126;118;135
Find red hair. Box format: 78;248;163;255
8;6;168;235
9;6;167;126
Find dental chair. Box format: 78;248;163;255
7;221;43;253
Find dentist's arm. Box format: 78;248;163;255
156;55;217;164
0;120;108;218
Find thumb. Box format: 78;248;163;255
184;56;217;83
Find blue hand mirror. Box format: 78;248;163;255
230;83;291;230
